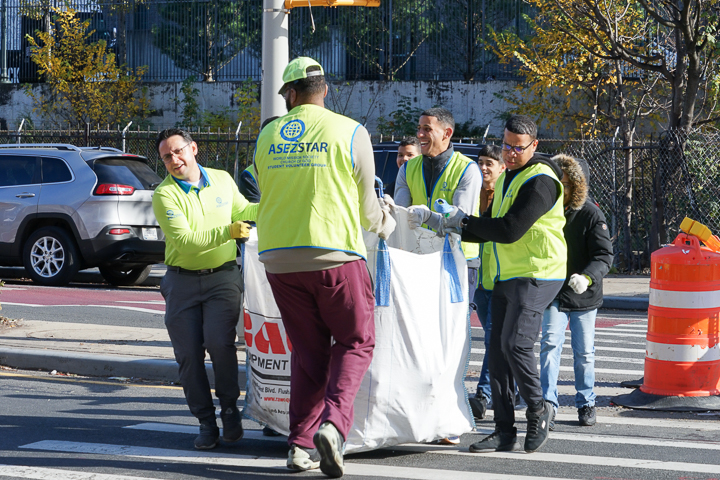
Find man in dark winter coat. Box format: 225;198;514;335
540;154;613;430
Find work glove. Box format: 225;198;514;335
568;273;590;294
407;205;432;229
229;221;252;240
378;194;396;209
437;205;466;236
378;211;397;240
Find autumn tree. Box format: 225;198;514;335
26;7;149;127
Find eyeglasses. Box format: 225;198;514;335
161;142;191;164
502;141;535;154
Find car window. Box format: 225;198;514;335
41;157;73;184
92;158;163;190
0;155;39;187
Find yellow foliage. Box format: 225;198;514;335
25;7;150;127
490;0;662;137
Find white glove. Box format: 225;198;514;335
407;205;432;229
378;211;396;240
378;194;396;209
568;273;590;294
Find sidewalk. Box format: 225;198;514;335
0;273;650;383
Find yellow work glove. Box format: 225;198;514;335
229;221;252;239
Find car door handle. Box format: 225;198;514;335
16;193;36;198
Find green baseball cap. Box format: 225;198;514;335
278;57;324;95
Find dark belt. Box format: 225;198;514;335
167;260;237;276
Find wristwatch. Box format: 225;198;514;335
460;215;470;228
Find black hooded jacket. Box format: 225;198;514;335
557;199;613;311
462;154;563;244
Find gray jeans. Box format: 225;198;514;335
160;266;243;421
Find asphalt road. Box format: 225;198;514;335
3;369;720;480
4;282;720;479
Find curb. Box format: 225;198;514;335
0;347;246;386
601;296;649;311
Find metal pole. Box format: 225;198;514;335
260;0;289;124
121;121;133;152
16;118;24;144
233;121;243;184
0;0;8;83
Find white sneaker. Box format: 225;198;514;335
313;422;345;478
287;444;320;471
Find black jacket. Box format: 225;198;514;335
462;154;562;244
558;199;613;311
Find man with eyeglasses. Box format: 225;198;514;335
152;128;258;450
439;115;567;454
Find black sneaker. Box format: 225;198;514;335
469;395;487;421
524;401;551;453
468;428;520;453
549;405;556;431
220;406;244;442
287;444;321;471
313;422;345;478
194;420;219;450
578;405;596;426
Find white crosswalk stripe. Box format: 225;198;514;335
19;440;573;480
18;415;720;480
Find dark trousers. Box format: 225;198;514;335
161;267;243;421
266;260;375;449
489;277;562;432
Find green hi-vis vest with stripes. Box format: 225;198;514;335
405;151;480;259
489;163;567;282
254;104;366;258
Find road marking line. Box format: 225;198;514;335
471;348;645;361
19;441;575;480
428;448;720;474
0;464;153;480
0;371;184;390
1;302;163;315
467;361;644;375
115;301;165;305
124;424;285;442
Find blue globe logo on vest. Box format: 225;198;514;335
280;120;305;142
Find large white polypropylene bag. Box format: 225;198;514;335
347;208;474;452
242;207;474;452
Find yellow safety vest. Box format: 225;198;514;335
254;104;366;258
405;151;480;259
489;163;567;282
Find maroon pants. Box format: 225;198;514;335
266;260;375;448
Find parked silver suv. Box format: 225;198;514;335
0;144;165;286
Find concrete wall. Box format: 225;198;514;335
0;80;517;136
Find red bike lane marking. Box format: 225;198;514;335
0;285;165;311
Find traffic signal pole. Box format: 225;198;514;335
260;0;380;123
260;0;290;124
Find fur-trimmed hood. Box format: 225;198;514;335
552;154;587;210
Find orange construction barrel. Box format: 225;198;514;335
644;233;720;397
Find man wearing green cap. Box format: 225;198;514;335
254;57;396;478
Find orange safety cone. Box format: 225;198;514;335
613;230;720;411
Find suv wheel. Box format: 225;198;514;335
23;227;81;286
99;265;152;287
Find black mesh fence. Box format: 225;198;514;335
9;0;529;84
4;127;715;273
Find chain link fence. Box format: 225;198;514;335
2;127;715;273
9;0;529;84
